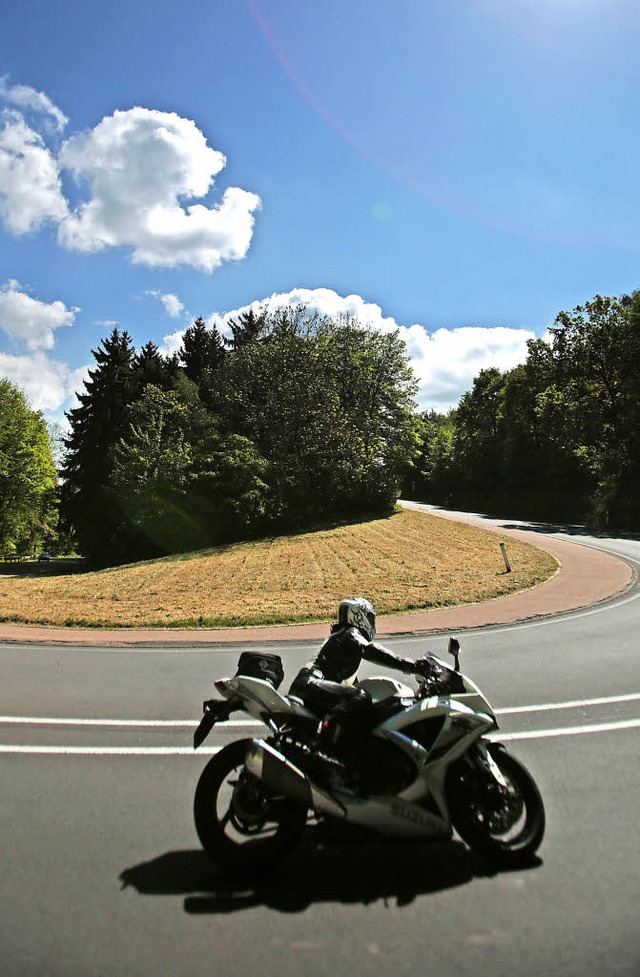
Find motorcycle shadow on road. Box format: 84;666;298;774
119;829;542;915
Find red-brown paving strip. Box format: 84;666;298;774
0;519;633;647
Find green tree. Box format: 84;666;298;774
453;367;506;503
443;293;640;526
411;410;457;503
0;379;58;557
535;294;640;524
178;317;226;384
61;328;136;565
215;308;419;523
132;341;175;395
225;306;268;350
62;308;420;560
110;383;272;556
177;316;226;410
110;384;199;556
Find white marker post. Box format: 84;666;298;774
500;542;511;573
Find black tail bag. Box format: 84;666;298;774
235;652;284;690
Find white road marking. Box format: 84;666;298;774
0;745;221;755
2;691;639;727
496;691;640;715
1;692;639;754
0;716;261;727
491;717;640;741
477;588;640;635
1;717;639;754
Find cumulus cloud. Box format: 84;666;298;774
57;108;261;270
146;290;186;319
0;86;261;271
163;287;536;410
159;328;186;357
208;287;400;335
0;77;68;131
402;324;535;410
0;350;87;413
0;277;85;416
0;114;68;233
0;280;79;351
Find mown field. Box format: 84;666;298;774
0;508;558;629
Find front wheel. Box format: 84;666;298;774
194;739;308;876
447;743;545;865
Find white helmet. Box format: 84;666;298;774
337;597;377;642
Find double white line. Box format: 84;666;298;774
1;692;639;754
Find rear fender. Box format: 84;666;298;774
218;676;316;722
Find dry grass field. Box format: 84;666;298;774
0;508;558;629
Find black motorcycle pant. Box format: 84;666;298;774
289;668;373;755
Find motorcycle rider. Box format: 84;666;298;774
289;597;433;761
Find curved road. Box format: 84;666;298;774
1;508;639;977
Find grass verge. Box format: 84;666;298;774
0;508;558;629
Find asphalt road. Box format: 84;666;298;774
2;515;640;977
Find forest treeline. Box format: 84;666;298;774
60;306;419;565
413;292;640;529
2;290;639;564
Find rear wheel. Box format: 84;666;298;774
194;739;307;876
448;743;545;865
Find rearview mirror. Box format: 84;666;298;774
448;637;460;672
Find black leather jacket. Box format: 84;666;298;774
306;625;416;684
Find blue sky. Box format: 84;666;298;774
1;0;639;423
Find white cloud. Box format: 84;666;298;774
206;287;400;335
159;328;186;357
57;107;261;270
147;290;186;319
0;90;261;272
402;324;535;410
0;77;68;131
0;114;68;233
0;350;87;413
0;276;84;418
0;280;79;351
184;287;536;411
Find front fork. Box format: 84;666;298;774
473;740;509;788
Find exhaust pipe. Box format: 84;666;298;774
245;739;346;818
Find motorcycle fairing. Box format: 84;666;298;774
358;675;414;702
421;655;497;720
374;696;495;817
245;737;452;838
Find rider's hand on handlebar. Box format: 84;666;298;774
413;656;437;678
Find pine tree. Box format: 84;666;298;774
132;341;174;394
225;307;268;350
61;328;136;565
178;317;226;384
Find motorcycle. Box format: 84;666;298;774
193;640;545;875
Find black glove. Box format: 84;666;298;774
413;656;437;678
415;657;465;694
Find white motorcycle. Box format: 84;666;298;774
193;640;545;875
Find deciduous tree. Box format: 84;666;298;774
0;379;57;557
